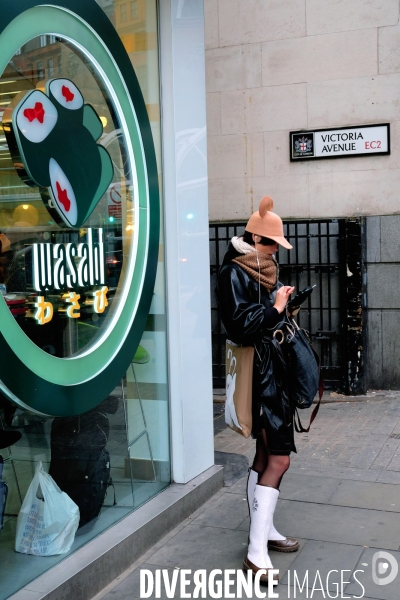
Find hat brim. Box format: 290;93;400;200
267;236;293;250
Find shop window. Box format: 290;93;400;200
36;61;44;79
47;58;54;77
130;0;138;19
0;3;169;598
120;3;127;22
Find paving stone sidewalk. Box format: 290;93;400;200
215;390;400;484
92;391;400;600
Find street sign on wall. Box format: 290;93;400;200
290;124;390;161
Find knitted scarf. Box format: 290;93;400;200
231;236;278;292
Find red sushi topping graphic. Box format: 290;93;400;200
62;85;74;102
56;181;71;212
23;102;45;124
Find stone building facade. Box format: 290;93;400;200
204;0;400;389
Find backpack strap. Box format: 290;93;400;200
293;352;324;433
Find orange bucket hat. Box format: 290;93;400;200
245;196;292;250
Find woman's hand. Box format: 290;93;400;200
274;286;295;314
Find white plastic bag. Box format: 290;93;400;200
15;461;80;556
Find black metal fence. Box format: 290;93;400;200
210;219;352;392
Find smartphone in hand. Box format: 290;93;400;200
287;284;316;311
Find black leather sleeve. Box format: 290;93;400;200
217;264;281;345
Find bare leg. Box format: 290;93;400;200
258;454;290;488
252;430;289;484
252;429;290;487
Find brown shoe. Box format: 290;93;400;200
243;556;279;584
268;537;300;552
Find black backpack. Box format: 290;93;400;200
272;317;323;433
50;448;115;527
49;407;116;527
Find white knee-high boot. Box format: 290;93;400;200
247;469;285;541
246;468;258;513
243;484;279;580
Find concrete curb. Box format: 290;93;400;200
8;465;223;600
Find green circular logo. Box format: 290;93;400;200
0;1;159;416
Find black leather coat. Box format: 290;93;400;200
216;242;296;454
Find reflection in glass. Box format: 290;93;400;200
0;37;137;358
0;3;171;598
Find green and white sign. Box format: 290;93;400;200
0;1;160;416
4;78;114;228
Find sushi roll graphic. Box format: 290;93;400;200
3;79;114;228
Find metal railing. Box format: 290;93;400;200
210;219;348;391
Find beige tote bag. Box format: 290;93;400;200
225;340;254;438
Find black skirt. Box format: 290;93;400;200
251;337;297;455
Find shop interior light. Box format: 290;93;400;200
0;80;17;85
99;116;108;127
108;216;114;222
187;213;194;219
13;203;39;226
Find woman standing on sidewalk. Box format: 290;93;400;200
216;195;299;582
